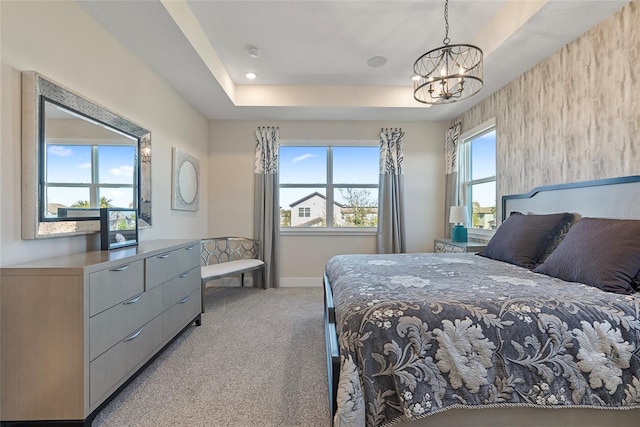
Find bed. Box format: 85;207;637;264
323;176;640;427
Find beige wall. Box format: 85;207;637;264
208;120;448;283
0;1;209;266
455;1;639;220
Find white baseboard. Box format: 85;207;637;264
279;277;322;287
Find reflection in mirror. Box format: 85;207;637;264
22;71;152;239
43;101;138;220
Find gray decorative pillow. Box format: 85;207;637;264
538;213;581;263
480;212;577;269
533;217;640;294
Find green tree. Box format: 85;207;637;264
70;197;113;209
339;188;377;227
71;200;90;208
100;197;113;208
280;208;291;227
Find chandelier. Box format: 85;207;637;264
413;0;483;104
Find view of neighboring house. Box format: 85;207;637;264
472;203;496;230
284;191;378;227
286;192;344;227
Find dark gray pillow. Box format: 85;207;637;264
480;212;577;269
538;213;581;263
533;217;640;294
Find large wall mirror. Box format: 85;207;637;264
22;71;152;239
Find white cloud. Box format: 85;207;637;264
78;162;91;169
110;165;134;176
48;146;73;157
292;153;315;163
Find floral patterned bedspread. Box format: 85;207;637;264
325;253;640;427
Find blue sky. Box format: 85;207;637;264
279;146;379;208
469;130;496;208
46;144;136;208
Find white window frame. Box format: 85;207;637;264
43;140;137;219
279;140;379;235
458;119;496;241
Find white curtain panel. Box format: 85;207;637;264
377;128;406;254
253;126;280;288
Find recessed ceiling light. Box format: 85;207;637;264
367;56;387;68
245;72;257;80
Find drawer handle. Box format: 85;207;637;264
179;295;190;304
123;328;143;342
185;245;195;251
178;272;189;279
123;293;143;305
110;264;131;272
157;253;170;259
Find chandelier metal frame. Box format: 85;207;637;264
413;0;483;105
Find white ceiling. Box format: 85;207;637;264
78;0;629;122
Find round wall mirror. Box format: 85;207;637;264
178;160;197;204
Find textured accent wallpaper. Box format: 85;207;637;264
455;1;639;220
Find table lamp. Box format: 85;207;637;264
449;205;469;243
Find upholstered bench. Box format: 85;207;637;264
200;237;265;312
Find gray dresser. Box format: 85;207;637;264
0;239;201;425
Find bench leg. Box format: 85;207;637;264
241;272;245;287
201;280;206;313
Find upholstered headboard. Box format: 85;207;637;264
502;175;640;222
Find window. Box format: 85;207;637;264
298;207;310;217
459;126;496;231
44;143;137;219
279;145;379;229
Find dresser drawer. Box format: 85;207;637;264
145;244;200;290
162;288;200;342
162;266;201;310
89;285;163;361
89;260;144;316
90;314;163;406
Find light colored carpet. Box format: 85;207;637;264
93;286;331;427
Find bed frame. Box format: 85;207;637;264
323;175;640;425
502;175;640;221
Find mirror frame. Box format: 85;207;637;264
22;71;152;239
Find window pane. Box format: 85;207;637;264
279;146;326;184
280;188;326;227
333;147;379;184
471;130;496;180
98;146;136;185
334;188;378;227
46;144;92;183
469;181;496;230
45;186;90;218
99;187;135;209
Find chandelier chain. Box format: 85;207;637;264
443;0;450;45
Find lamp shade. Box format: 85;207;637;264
449;205;469;225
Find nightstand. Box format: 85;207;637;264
434;239;487;254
